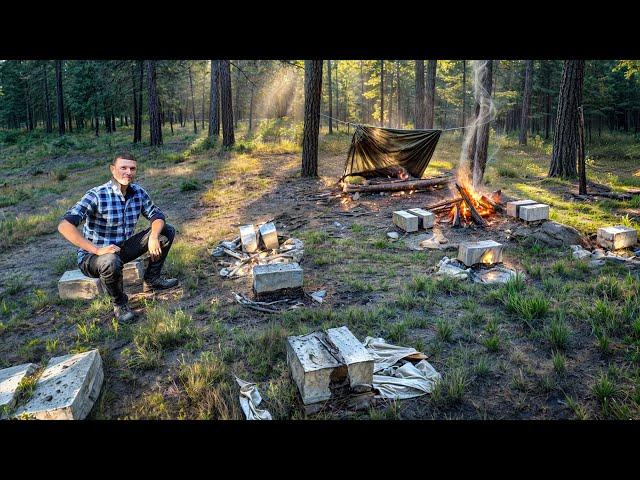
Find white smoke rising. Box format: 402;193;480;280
457;60;497;190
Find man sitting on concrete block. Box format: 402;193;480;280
57;152;178;324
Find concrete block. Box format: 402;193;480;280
597;225;638;250
407;208;435;229
457;240;503;266
240;224;258;253
58;270;105;300
259;222;279;250
0;363;37;412
506;199;537;218
326;326;374;392
519;203;549;222
392;210;419;232
286;332;344;405
252;262;303;295
14;350;103;420
123;259;146;285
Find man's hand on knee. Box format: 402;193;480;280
148;236;162;262
96;244;121;256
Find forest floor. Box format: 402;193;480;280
1;123;640;419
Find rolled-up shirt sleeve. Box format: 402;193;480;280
62;190;98;227
139;186;165;223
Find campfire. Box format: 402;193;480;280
426;183;503;228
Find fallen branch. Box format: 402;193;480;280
455;183;488;227
342;175;452;193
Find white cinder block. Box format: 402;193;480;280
286;332;344;405
392;211;419;232
519;203;549;222
58;270;105;300
597;226;637;250
287;326;373;405
14;350;103;420
0;363;37;413
326;326;374;393
407;208;435;229
457;240;504;266
259;222;279;250
506;199;537;218
240;224;258;253
252;263;303;295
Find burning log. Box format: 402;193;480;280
343;175;452;193
425;197;463;212
452;204;461;227
480;194;504;213
455;183;488;227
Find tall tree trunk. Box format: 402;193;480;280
396;61;401;128
67;107;73;133
43;63;52;133
334;61;339;132
219;60;235;147
327;59;333;133
188;64;198;134
25;78;34;131
461;60;467;132
380;60;384;127
147;60;163;146
519;60;534;145
359;60;365;123
209;60;220;139
131;62;139;143
425;60;437;129
201;73;205;131
301;60;323;177
472;60;493;187
544;63;552;140
549;60;585;178
138;61;144;141
55;60;65;135
577;106;587;195
415;60;425;129
234;61;241;129
248;87;254;133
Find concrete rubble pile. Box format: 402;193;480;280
212;221;304;279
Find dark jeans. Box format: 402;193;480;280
79;223;176;306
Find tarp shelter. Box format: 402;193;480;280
342;125;442;180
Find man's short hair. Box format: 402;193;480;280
112;151;137;165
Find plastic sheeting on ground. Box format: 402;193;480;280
373;360;441;400
235;376;272;420
363;337;421;372
363;337;441;400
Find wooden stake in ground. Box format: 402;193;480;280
455;183;488;227
577;105;587;195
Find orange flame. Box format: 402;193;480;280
448;183;496;224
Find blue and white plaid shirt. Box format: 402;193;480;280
63;179;165;265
